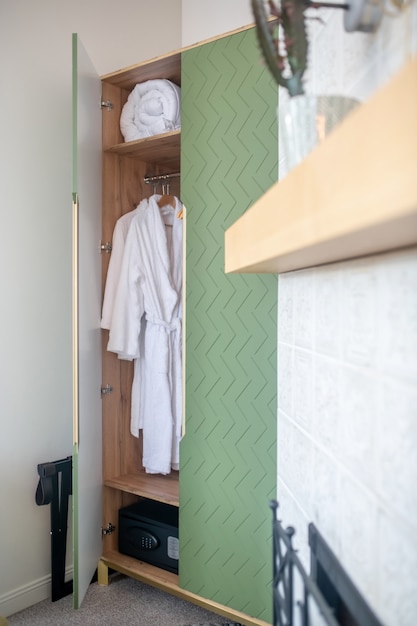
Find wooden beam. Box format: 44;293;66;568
225;56;417;274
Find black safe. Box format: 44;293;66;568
118;499;179;574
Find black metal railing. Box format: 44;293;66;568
271;500;339;626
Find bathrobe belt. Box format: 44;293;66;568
145;314;181;333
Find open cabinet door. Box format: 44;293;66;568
72;33;102;608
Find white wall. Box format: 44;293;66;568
0;0;180;617
181;0;253;46
276;4;417;626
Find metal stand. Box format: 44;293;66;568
36;456;73;602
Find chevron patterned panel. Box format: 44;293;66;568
179;29;278;623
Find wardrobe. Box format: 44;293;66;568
72;25;278;626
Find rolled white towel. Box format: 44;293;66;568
120;79;181;142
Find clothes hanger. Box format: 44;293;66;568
157;182;176;209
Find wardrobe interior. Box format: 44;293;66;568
100;51;182;559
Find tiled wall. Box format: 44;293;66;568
276;4;417;625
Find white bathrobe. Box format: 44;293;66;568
107;195;183;474
100;200;147;436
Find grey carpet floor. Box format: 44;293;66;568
7;574;242;626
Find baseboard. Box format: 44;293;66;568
0;567;73;618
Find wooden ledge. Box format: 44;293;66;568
225;55;417;274
104;471;179;506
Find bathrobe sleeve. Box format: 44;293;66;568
101;200;147;330
101;218;126;330
107;212;146;360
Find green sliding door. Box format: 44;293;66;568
180;28;278;623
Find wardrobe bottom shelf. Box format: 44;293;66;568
98;549;271;626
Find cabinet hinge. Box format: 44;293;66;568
101;384;113;397
100;99;114;111
102;523;116;536
100;241;112;254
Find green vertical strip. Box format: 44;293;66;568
72;33;78;195
180;28;278;623
72;443;79;609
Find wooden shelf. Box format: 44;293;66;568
102;549;178;586
99;550;270;626
101;50;182;90
104;471;179;506
225;55;417;274
104;129;181;170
